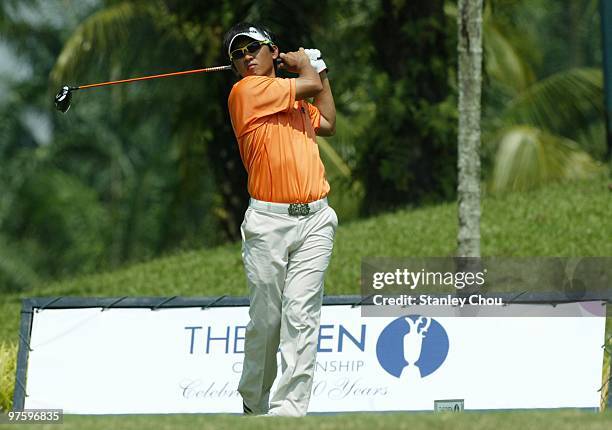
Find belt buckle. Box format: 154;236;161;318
288;203;310;216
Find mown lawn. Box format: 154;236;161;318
4;410;612;430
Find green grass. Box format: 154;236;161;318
0;176;611;415
4;177;611;341
3;410;612;430
0;342;17;413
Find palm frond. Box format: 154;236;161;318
502;68;603;134
573;120;608;160
317;137;351;178
449;1;535;93
483;19;535;93
490;126;603;192
317;111;373;179
50;2;156;85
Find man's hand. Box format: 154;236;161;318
279;47;322;100
304;49;328;74
278;48;314;74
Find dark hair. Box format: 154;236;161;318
222;22;277;60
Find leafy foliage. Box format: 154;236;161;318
356;0;458;214
490;126;603;192
0;0;608;290
481;0;606;191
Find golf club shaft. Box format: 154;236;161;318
73;65;232;90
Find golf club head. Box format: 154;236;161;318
54;86;73;113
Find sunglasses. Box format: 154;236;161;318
229;40;272;61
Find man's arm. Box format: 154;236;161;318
278;48;322;100
313;71;335;136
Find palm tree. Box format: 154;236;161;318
50;1;243;250
0;0;111;290
481;1;605;192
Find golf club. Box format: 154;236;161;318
54;65;232;113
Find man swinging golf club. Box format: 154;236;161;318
223;22;338;417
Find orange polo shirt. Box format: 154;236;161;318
228;75;330;203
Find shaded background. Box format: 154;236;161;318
0;0;607;291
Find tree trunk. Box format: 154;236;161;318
457;0;483;257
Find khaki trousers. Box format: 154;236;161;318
237;198;338;417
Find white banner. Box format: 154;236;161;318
23;303;606;413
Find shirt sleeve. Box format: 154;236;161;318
228;76;296;137
305;101;321;133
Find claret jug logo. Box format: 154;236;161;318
376;316;449;378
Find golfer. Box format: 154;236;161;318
223;22;338;417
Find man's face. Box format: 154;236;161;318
230;37;278;78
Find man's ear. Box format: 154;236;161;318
270;44;279;59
